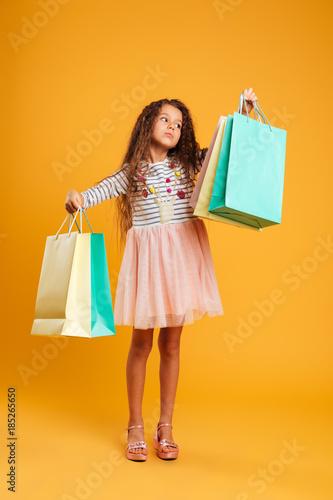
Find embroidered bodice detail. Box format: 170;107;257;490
81;151;207;228
137;159;185;224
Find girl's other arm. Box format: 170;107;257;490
66;165;130;214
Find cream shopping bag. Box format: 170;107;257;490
31;209;115;338
190;116;226;209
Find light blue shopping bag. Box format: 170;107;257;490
209;94;287;229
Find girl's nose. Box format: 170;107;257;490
168;123;175;130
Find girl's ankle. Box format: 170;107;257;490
127;420;144;428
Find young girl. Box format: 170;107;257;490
65;88;258;461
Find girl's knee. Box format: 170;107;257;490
135;342;153;358
158;337;180;357
158;327;182;356
131;334;153;358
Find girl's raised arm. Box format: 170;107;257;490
195;148;208;175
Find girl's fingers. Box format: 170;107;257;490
245;92;258;106
243;87;252;97
243;88;257;100
65;201;76;214
241;88;258;116
65;192;84;214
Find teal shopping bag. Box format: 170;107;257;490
90;232;115;337
209;95;287;229
31;208;115;338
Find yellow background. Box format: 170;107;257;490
1;0;332;499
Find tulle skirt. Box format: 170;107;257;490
114;218;223;329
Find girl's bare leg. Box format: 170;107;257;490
126;327;154;454
157;325;183;451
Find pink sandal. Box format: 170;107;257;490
124;425;148;462
153;423;179;460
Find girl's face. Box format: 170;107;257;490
150;104;183;151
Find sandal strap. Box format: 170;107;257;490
157;423;173;431
124;425;144;431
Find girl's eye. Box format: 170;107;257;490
160;116;181;129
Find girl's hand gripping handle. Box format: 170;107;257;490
65;189;85;214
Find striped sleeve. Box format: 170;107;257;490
81;165;129;209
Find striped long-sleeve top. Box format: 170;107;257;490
81;149;207;228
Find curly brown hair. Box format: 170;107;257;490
108;98;204;242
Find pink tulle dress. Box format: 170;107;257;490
81;153;223;329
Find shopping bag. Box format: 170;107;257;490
189;116;226;209
31;208;115;338
191;114;262;231
191;117;227;222
192;115;257;230
208;94;287;229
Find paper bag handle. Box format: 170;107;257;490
238;93;272;132
56;207;94;239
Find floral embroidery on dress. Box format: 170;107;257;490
138;160;181;199
177;190;185;199
136;158;187;224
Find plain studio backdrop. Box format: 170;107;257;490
1;1;332;499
